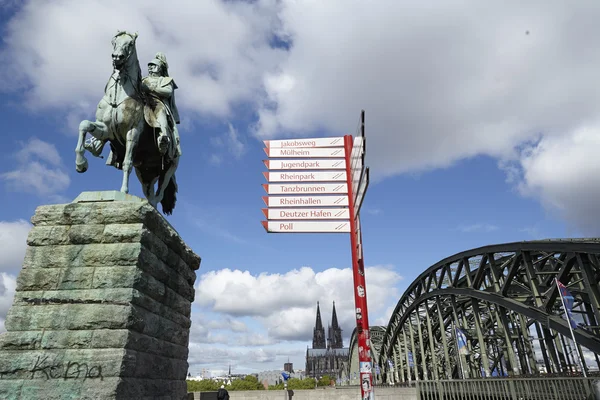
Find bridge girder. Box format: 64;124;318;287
378;240;600;382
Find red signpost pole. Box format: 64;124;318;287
343;134;374;399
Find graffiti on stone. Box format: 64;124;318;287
30;356;104;381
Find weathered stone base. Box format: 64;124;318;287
0;192;201;400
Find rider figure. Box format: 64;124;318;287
83;52;181;161
142;52;181;158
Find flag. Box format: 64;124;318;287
407;351;414;367
556;280;578;329
456;328;470;355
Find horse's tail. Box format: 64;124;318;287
161;174;178;215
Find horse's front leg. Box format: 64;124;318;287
121;124;142;193
75;120;93;173
75;120;109;173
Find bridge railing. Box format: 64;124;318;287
416;377;600;400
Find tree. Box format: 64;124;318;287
186;379;220;392
318;375;332;387
229;378;264;391
268;377;318;390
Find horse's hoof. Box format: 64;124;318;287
75;159;88;173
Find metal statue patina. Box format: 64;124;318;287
75;31;180;214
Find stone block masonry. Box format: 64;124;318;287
0;192;201;400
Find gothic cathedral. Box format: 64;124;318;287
305;302;349;381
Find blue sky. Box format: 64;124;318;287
1;0;600;377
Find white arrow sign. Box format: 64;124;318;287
263;171;347;182
351;137;365;194
264;137;344;148
354;168;369;218
263;159;346;170
264;148;345;158
262;183;348;195
262;208;350;220
262;195;348;207
261;220;350;233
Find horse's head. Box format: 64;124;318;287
111;31;138;70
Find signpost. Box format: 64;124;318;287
261;110;374;399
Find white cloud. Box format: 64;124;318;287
15;138;62;166
0;219;31;276
515;126;600;235
187;264;401;374
212;123;246;157
3;1;600;232
0;220;31;333
195;265;403;341
209;122;247;163
0;0;283;118
1;138;70;198
187;342;286;373
236;334;274;347
0;273;17;334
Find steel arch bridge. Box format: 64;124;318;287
378;239;600;384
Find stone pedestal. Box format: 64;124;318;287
0;192;201;400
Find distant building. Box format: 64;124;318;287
305;301;349;380
284;362;294;373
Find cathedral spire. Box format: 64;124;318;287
312;302;326;349
315;301;323;331
328;301;344;349
331;301;339;330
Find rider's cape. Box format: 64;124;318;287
143;76;180;129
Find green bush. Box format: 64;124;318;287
229;376;264;391
186;379;220;392
267;377;318;390
318;375;332;387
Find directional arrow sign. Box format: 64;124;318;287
263;159;346;170
262;208;350;220
262;183;348;195
261;220;350;233
264;137;344;148
264;148;345;158
354;167;369;218
263;171;347;183
262;195;348;207
351;137;365;195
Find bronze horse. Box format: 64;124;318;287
74;31;178;214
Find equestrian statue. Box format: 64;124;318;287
74;31;181;215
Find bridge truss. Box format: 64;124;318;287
378;240;600;383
